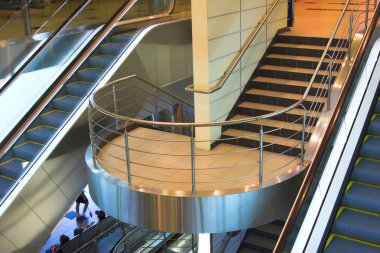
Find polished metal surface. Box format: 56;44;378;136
86;146;305;233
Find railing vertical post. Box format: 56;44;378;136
124;130;132;185
348;11;353;60
259;125;264;187
164;233;167;253
366;0;370;31
112;85;119;129
88;115;97;168
192;234;195;252
301;111;306;167
154;89;158;119
191;126;196;194
265;0;268;48
327;55;332;111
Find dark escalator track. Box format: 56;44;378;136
324;96;380;252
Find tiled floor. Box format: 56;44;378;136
40;186;100;253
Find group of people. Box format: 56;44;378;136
46;191;106;253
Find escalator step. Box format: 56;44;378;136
40;111;69;128
0;177;15;198
13;142;44;161
343;182;380;214
368;115;380;135
98;43;125;56
53;96;82;112
325;235;380;253
77;68;105;83
88;55;116;69
111;33;132;43
352;158;380;185
360;136;380;160
66;82;93;96
333;208;380;245
375;98;380;114
27;125;57;144
0;158;29;179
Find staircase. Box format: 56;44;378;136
0;28;137;200
222;34;347;160
324;97;380;252
238;220;284;253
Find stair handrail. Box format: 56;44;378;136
105;75;193;108
0;0;92;95
185;0;281;94
273;1;380;252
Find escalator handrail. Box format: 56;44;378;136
273;3;380;252
0;0;91;95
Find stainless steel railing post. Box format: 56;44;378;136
124;130;132;184
191;126;196;194
301;111;306;167
154;89;158;119
113;85;119;129
259;125;264;187
266;0;268;48
366;0;370;31
348;10;353;60
326;54;333;111
88;115;97;168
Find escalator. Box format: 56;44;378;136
323;94;380;252
0;0;190;251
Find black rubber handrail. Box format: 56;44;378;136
273;3;380;252
0;0;91;95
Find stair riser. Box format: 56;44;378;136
263;57;341;70
275;35;347;47
243;93;325;112
66;84;92;97
13;148;41;161
251;80;327;96
53;100;79;112
222;135;301;157
111;35;132;43
269;47;346;59
225;124;311;141
237;107;319;126
258;68;336;83
98;43;125;56
87;56;114;69
76;70;105;83
27;131;55;144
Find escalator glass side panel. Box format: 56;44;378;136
0;0;187;209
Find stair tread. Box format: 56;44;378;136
252;223;283;237
252;76;325;88
360;136;380;160
0;177;14;197
260;64;338;76
267;53;344;63
245;88;326;103
352;158;380;185
238;102;317;117
325;235;380;253
230;114;314;132
223;128;301;148
273;42;348;51
244;234;276;249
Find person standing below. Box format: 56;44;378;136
75;191;89;218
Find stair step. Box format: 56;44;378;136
237;102;320;125
111;33;133;43
264;53;343;69
244;234;276;253
376;98;380;114
76;68;105;83
40;111;70;128
0;177;14;198
343;182;380;214
352;158;380;186
270;43;347;59
98;42;126;55
0;158;29;179
222;128;301;156
13;141;44;161
258;65;337;83
249;223;283;240
228;114;313;141
251;76;327;96
276;35;345;47
360;136;380;160
333;208;380;245
87;55;115;69
27;125;57;144
325;235;380;253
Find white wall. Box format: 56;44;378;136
192;0;287;149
